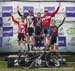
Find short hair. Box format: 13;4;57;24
37;12;41;14
28;10;33;13
44;9;48;12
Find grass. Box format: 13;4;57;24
0;61;75;71
0;55;75;71
65;55;75;62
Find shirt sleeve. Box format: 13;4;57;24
11;16;19;24
50;5;60;17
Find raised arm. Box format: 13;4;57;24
50;3;61;17
17;10;23;17
17;6;23;17
11;16;19;24
58;13;66;29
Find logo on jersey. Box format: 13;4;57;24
66;7;75;17
42;16;51;21
2;6;12;17
58;36;66;47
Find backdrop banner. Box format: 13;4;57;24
0;2;75;52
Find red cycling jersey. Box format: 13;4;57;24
42;5;60;27
11;16;27;37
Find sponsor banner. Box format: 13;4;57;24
2;37;12;47
66;36;75;52
0;2;75;52
0;13;2;17
55;14;65;26
66;7;75;17
58;36;66;47
23;6;34;17
0;27;2;37
2;36;18;48
56;18;65;36
2;17;12;27
2;6;12;17
66;27;75;35
0;37;2;47
44;7;55;13
65;20;75;24
0;17;2;27
58;27;64;35
3;27;13;37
